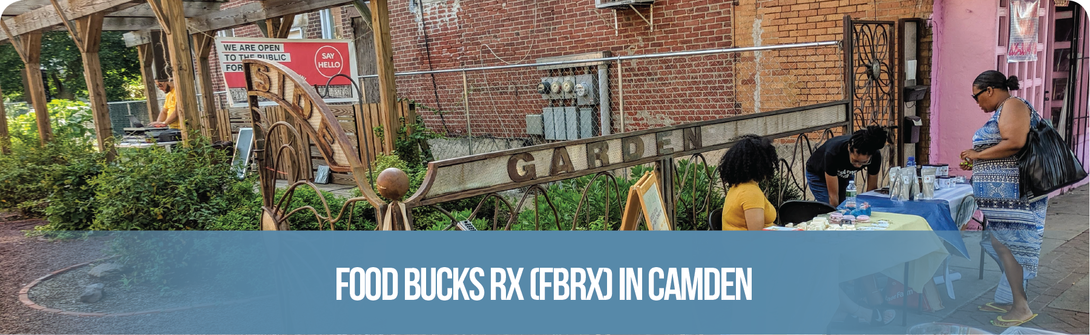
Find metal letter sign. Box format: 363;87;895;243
243;59;387;231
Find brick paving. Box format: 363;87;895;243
940;231;1089;334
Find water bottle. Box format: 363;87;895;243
845;180;857;209
906;156;917;170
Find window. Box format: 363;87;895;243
288;14;305;39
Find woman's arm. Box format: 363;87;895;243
744;208;766;231
967;99;1031;160
865;174;879;192
825;174;840;206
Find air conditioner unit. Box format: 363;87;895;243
595;0;654;9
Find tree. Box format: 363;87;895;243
0;31;141;102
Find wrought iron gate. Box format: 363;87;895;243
845;17;898;186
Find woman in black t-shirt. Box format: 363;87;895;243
804;126;888;207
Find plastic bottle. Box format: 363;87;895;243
906;156;917;170
845;180;857;209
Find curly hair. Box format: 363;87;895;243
848;126;888;155
718;135;778;186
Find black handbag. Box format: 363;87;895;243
1016;117;1088;198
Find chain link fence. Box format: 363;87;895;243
366;42;846;188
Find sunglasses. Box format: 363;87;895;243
972;87;990;102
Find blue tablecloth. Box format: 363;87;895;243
859;185;973;259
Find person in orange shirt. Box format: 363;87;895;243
717;135;778;230
149;75;180;129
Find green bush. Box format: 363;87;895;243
515;165;653;231
42;150;107;230
278;186;375;231
0;100;98;217
89;136;258;230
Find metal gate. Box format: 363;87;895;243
1062;4;1089;164
845;17;898;185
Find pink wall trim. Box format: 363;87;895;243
931;0;1000;177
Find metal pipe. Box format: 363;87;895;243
618;59;625;133
356;41;840;79
462;70;473;155
598;63;610;136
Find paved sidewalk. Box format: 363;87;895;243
937;186;1089;334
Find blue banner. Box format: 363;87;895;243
26;231;970;334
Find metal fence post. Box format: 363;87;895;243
462;69;473;155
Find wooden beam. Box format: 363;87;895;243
50;0;87;50
136;44;160;120
192;32;216;139
0;83;9;154
158;0;200;142
266;15;294;39
108;2;221;18
0;0;138;43
72;13;116;158
187;0;351;34
370;0;396;153
145;0;169;35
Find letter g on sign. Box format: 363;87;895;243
508;153;536;182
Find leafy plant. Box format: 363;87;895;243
89;135;258;230
514;165;652;231
42;149;107;230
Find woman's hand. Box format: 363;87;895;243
959;149;980;161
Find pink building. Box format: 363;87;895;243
931;0;1089;191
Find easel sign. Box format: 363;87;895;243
621;171;672;231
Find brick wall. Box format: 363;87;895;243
733;0;934;162
384;0;740;137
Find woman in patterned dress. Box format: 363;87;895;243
960;70;1047;328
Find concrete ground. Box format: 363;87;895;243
935;185;1089;334
854;185;1089;334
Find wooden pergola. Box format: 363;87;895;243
0;0;399;156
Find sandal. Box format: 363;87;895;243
978;302;1010;313
991;314;1038;328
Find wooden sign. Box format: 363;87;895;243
621;171;672;231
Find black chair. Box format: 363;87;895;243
707;208;723;231
777;200;837;226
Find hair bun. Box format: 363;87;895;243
1006;75;1020;90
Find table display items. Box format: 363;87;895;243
920;166;937;199
776;215;892;231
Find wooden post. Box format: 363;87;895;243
192;33;217;140
265;15;295;39
0;23;53;146
136;44;161;121
370;0;397;154
62;13;116;159
149;0;201;143
0;83;9;154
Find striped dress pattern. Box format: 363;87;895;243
972;97;1048;281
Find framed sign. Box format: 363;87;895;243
621;171;672;231
231;128;255;179
215;37;359;107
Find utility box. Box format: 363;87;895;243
526;114;544;135
543;107;557;140
903;116;922;144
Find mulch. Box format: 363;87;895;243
0;212;265;334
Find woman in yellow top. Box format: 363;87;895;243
718;135;778;230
